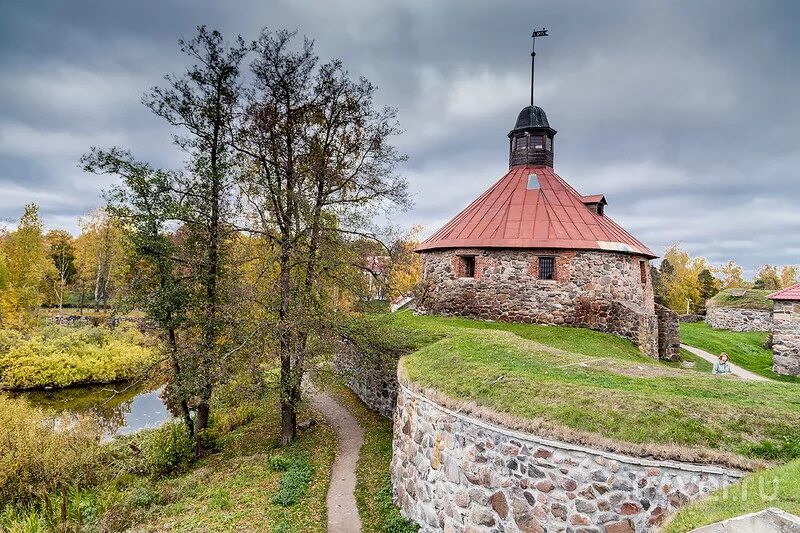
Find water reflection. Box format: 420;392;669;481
12;381;174;437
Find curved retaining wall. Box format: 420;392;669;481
705;307;772;332
391;385;744;533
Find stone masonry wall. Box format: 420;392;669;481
392;385;744;533
705;307;772;332
333;338;397;418
418;249;663;358
772;300;800;377
655;305;681;362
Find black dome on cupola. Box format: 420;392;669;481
511;105;551;133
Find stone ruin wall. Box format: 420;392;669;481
705;307;772;332
417;248;678;359
333;338;398;418
655;305;681;362
772;300;800;377
392;384;744;533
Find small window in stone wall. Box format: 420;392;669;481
640;260;647;283
460;256;476;278
538;256;555;280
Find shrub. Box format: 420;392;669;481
267;454;293;472
272;520;293;533
127;483;161;508
0;324;157;389
0;395;105;505
110;421;194;477
270;455;314;507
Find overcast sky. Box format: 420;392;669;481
1;0;798;276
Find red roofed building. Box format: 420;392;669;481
768;284;800;376
415;44;678;359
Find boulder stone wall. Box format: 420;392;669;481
418;249;659;357
656;305;681;362
772;300;800;377
705;307;772;332
392;385;744;533
333;338;398;418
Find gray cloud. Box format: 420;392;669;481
1;0;798;277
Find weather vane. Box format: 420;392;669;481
531;28;548;107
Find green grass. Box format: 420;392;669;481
680;322;800;383
680;347;714;373
0;380;337;533
397;313;665;361
707;288;774;310
398;313;800;466
663;458;800;532
312;367;417;533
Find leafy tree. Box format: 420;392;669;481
658;245;710;313
659;258;674;279
650;265;667;306
719;260;745;289
0;204;47;330
779;265;798;288
697;268;720;302
235;30;409;444
754;264;781;291
386;225;422;301
83;27;248;456
44;229;76;313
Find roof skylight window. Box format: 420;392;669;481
527;173;540;189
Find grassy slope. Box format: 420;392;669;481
135;392;335;532
312;367;417;533
680;322;800;383
707;289;773;310
0;387;338;533
663;458;800;532
397;313;800;466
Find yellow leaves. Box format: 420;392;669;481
0;394;104;503
0;204;47;330
0;325;157;390
660;245;711;312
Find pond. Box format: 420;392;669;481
11;381;175;438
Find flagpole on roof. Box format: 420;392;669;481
531;28;548;107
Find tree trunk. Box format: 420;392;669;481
167;325;194;438
194;401;210;456
278;237;296;446
93;261;102;313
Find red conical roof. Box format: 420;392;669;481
416;165;656;258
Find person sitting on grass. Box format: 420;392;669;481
713;352;732;375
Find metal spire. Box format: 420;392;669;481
531;28;548;107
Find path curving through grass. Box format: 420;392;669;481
306;382;364;532
680;343;771;381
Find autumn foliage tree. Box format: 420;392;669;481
43;229;76;313
718;260;745;289
754;264;782;291
234;30;409;444
0;204;47;330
